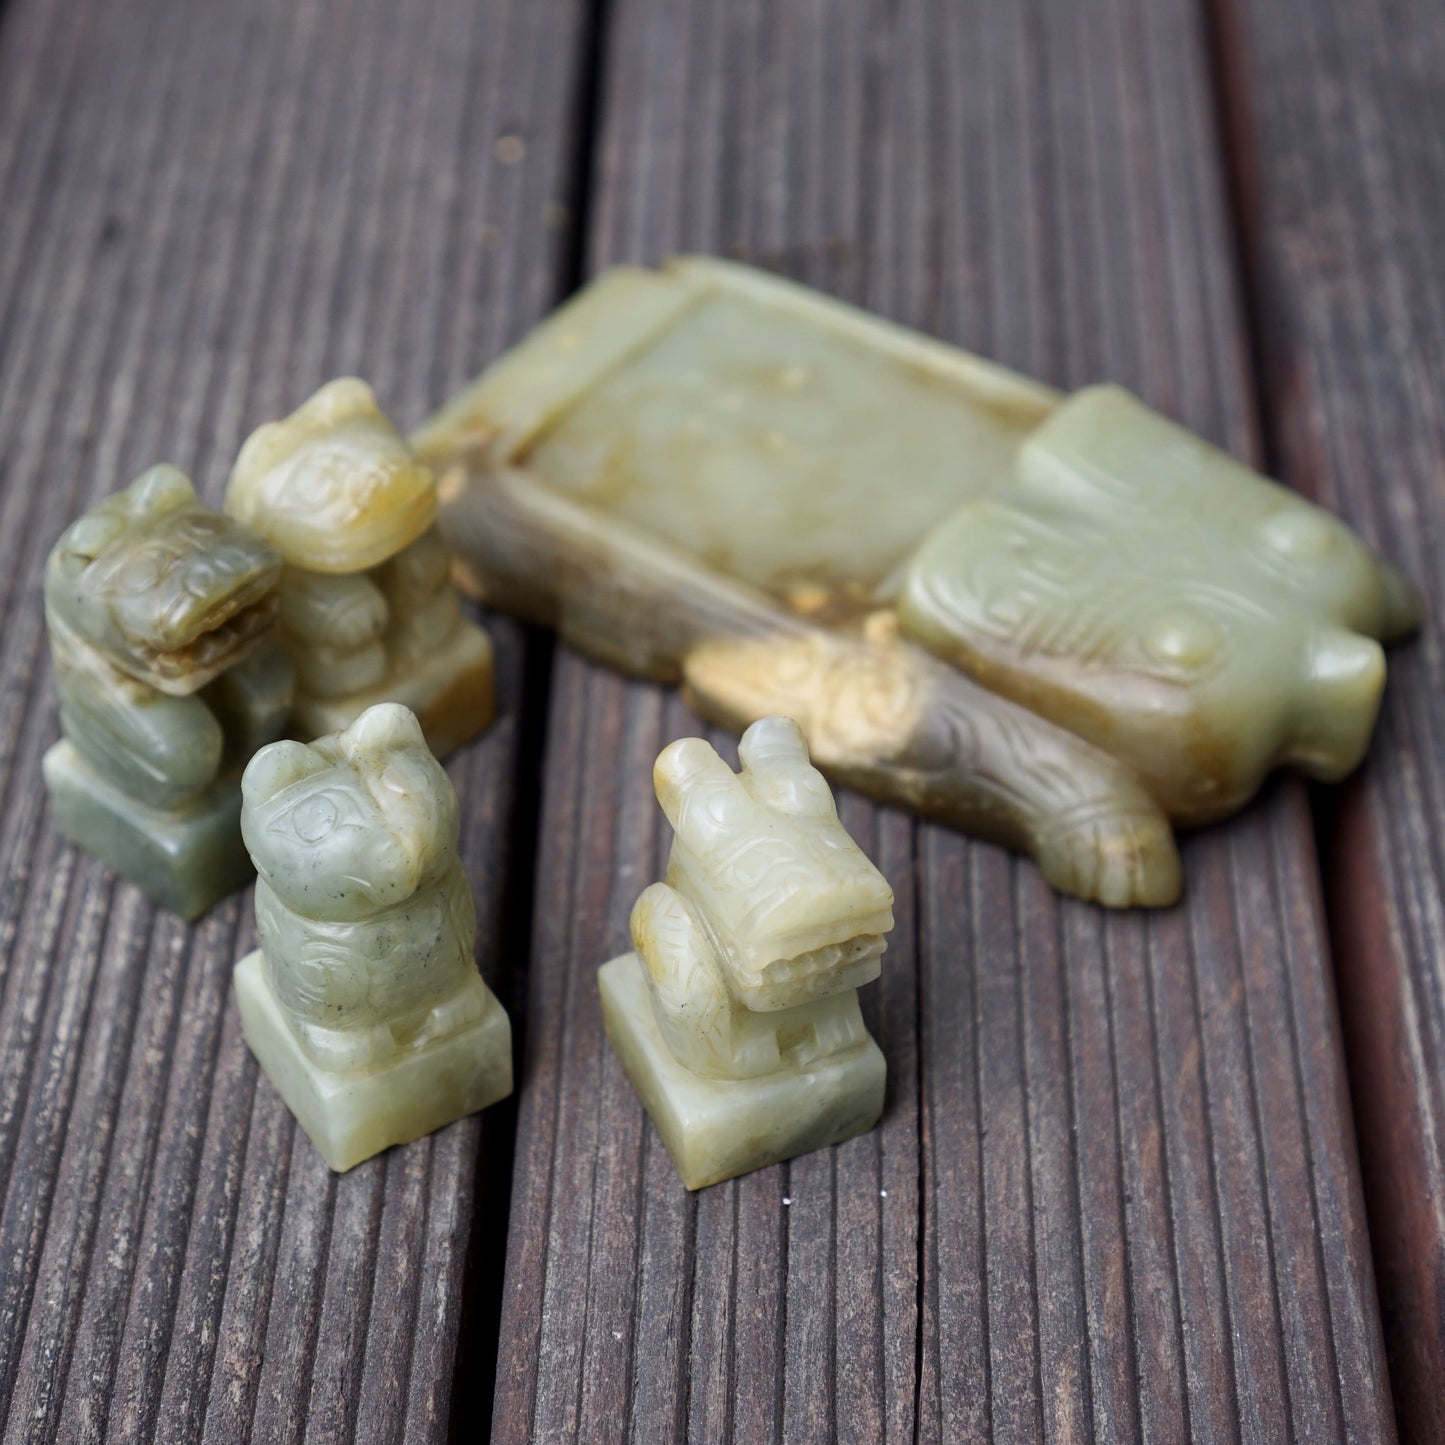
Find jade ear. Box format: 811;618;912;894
343;701;428;756
304;375;381;427
241;739;327;805
128;463;196;514
652;736;751;843
737;715;835;818
59;509;128;563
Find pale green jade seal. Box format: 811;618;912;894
232;702;512;1173
599;715;892;1190
225;378;494;759
43;464;292;918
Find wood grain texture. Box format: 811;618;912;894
490;1;1394;1441
0;0;1417;1437
1214;0;1445;1435
0;0;584;1439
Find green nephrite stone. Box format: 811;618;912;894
600;716;892;1190
418;257;1420;909
225;378;495;760
897;385;1423;821
599;954;886;1191
43;465;292;918
234;949;512;1172
44;743;253;918
233;703;512;1172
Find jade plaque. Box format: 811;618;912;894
417;257;1420;907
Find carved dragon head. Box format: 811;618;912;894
226;378;437;574
45;465;283;695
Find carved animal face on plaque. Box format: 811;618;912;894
241;701;459;922
45;464;283;695
899;386;1421;821
225;377;437;574
653;716;895;1012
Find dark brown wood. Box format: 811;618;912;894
0;0;585;1439
1213;0;1445;1434
489;1;1394;1441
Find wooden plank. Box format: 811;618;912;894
0;0;586;1439
490;0;1396;1439
1212;0;1445;1434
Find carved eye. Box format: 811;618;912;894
284;787;366;843
283;452;349;510
1144;611;1222;669
112;549;166;595
729;848;775;889
181;546;251;599
346;455;409;507
171;513;226;544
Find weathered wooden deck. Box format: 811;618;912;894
0;0;1440;1439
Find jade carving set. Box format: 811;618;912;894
41;386;505;1172
43;380;493;920
417;256;1420;908
39;258;1421;1179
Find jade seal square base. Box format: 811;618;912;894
287;621;493;754
234;950;512;1172
44;740;255;919
599;951;886;1191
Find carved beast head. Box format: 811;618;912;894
45;465;282;695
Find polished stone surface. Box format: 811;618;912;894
234;703;512;1172
599;952;885;1192
228;378;493;756
235;949;511;1174
600;716;890;1189
44;739;255;919
898;384;1420;821
43;466;290;916
421;258;1420;906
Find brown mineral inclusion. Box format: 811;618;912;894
413;258;1420;907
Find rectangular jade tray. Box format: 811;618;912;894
414;258;1418;908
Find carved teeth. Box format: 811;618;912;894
136;592;280;693
755;934;886;1003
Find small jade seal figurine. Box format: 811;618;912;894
599;715;893;1190
225;377;492;757
233;702;512;1172
43;465;293;918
